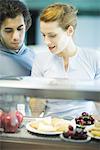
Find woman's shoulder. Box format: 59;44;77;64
78;47;100;59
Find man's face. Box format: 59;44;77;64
0;15;26;50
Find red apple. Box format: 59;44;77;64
16;111;23;127
2;112;19;133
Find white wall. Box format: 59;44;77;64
75;16;100;48
36;16;100;49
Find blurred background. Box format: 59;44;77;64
21;0;100;49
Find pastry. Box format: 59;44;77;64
89;121;100;137
30;117;70;132
91;130;100;137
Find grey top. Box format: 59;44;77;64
32;47;100;118
0;42;35;77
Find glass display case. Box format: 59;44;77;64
0;77;100;150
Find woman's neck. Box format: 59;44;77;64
58;42;77;71
58;43;77;58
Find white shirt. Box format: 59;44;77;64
32;47;100;118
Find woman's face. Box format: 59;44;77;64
40;21;71;55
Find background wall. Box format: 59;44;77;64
75;16;100;48
22;0;100;49
36;16;100;49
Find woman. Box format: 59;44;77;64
31;3;100;118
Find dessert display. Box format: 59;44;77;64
88;121;100;138
28;117;71;133
62;125;88;140
75;112;95;126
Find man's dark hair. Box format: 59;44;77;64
0;0;32;31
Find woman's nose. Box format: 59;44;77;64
44;36;51;45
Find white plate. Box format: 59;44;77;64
26;122;63;135
60;133;91;143
26;117;72;135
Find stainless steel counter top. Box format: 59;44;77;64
0;77;100;100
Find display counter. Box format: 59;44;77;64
0;77;100;150
0;77;100;100
1;130;100;150
0;117;100;150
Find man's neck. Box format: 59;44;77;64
0;41;22;53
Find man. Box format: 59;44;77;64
0;0;35;77
0;0;36;116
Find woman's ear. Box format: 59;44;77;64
67;25;74;36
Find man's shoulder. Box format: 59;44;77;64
23;45;35;57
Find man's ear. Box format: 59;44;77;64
0;32;1;41
67;25;74;36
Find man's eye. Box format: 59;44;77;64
17;28;23;31
5;30;12;33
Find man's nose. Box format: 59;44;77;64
12;31;19;40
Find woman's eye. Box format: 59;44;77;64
41;33;45;38
49;34;56;38
41;33;57;39
42;34;45;37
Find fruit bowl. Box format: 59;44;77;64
60;125;91;142
75;112;95;126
